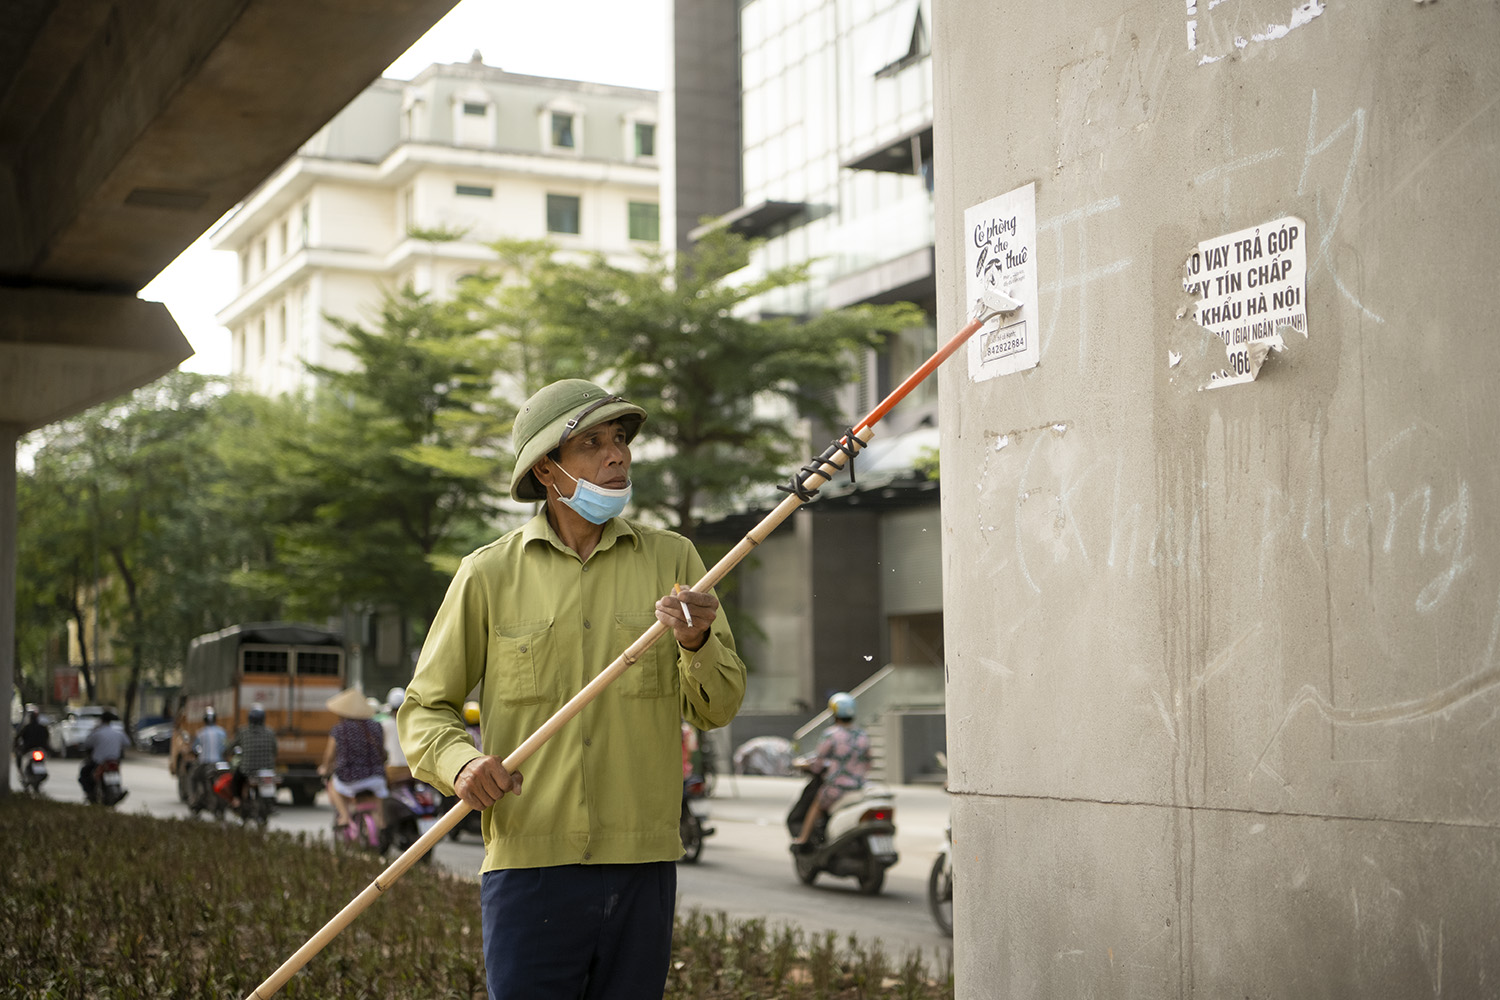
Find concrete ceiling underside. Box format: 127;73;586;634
0;0;460;432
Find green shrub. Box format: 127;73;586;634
0;797;951;999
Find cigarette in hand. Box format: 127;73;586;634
672;583;693;627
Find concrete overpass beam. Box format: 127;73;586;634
0;287;192;431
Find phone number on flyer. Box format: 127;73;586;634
982;321;1027;362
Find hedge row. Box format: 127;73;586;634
0;797;950;999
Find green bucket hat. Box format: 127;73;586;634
509;379;647;501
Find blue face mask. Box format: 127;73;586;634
552;466;632;524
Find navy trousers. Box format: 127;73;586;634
480;862;676;1000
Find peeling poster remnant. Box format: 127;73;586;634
1182;216;1307;389
1187;0;1326;67
965;182;1040;382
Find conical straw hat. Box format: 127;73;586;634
326;686;374;720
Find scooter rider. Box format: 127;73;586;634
195;707;227;763
78;710;131;803
791;692;870;848
190;707;228;807
228;704;278;808
13;707;49;772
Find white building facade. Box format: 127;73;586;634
213;55;660;395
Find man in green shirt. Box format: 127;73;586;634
399;379;747;1000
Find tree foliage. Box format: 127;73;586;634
220;286;512;638
15;451;99;703
16;372;267;720
469;229;925;538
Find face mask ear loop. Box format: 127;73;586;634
549;463;581;501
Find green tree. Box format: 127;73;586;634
17;372;265;722
474;229;925;539
220;286;513;658
15;456;99;703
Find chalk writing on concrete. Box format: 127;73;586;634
1299;90;1384;323
975;417;1475;617
1253;582;1500;778
1037;196;1133;371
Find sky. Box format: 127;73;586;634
140;0;667;376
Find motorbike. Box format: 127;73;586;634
679;772;714;864
187;760;226;817
85;758;128;807
243;768;280;825
438;791;485;841
928;823;953;936
192;761;277;826
786;764;898;894
20;747;49;794
334;788;385;851
382;777;441;860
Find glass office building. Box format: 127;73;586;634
682;1;947;773
725;0;937;428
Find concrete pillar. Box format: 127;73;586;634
933;4;1500;996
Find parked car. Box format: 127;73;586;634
50;707;123;758
133;721;175;754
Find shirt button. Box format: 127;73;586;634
583;851;592;860
584;620;591;629
584;737;592;746
519;645;528;653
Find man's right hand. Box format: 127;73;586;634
454;755;523;810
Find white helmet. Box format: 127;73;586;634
386;686;406;711
828;692;856;720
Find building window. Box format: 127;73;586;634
456;93;494;147
456;184;494;198
547;194;581;235
551;111;575;149
628;201;659;242
635;122;656;158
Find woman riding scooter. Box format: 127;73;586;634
319;687;388;836
786;692;897;893
791;692;870;847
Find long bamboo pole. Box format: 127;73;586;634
245;307;998;1000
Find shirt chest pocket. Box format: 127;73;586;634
490;618;557;705
614;612;678;699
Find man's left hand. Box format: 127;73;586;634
656;585;717;651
